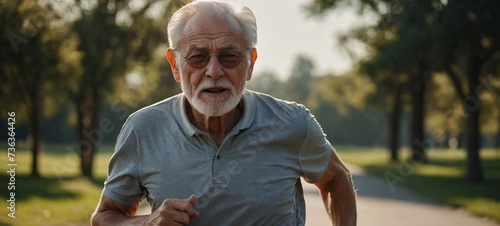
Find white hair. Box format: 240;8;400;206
167;0;257;49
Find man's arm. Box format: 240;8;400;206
91;193;199;226
314;148;357;226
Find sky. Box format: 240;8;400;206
220;0;369;79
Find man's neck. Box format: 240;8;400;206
186;100;244;146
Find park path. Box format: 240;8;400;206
303;164;499;226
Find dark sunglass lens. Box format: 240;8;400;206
187;54;209;68
183;50;245;68
219;51;242;68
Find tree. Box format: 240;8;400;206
361;63;409;162
432;0;500;182
399;0;437;163
425;73;464;148
1;0;63;177
306;0;500;181
307;73;382;146
308;0;441;163
284;55;316;104
247;71;286;98
350;24;413;162
66;0;188;178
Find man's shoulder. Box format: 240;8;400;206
246;90;309;120
126;94;182;124
248;90;308;111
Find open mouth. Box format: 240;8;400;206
203;88;228;93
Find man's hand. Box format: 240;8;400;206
143;195;199;226
91;194;199;226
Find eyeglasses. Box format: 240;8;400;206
175;48;249;69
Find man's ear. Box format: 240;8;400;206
246;48;258;81
166;48;181;82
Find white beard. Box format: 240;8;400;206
181;73;246;117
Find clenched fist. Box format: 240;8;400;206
143;195;199;226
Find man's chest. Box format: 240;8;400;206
138;135;304;213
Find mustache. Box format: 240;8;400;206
195;79;235;94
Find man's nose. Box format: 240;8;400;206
205;55;223;80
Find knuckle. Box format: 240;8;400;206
158;207;170;216
177;202;189;210
178;213;190;223
162;199;173;205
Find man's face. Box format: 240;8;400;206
174;13;253;117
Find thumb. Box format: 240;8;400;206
188;194;197;206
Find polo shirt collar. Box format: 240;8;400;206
177;90;256;136
177;95;198;136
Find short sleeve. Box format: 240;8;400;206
103;120;145;206
299;112;333;183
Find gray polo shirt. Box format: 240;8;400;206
103;90;332;225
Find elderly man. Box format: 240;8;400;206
91;1;356;225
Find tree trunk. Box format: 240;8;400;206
76;87;101;178
464;53;483;182
388;83;402;162
409;69;427;163
29;74;42;178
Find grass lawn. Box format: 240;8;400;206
337;147;500;224
0;144;113;226
0;144;499;225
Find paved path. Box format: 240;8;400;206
302;164;499;226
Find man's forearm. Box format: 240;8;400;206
320;170;357;226
91;209;147;226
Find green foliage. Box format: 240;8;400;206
309;73;375;113
284;55;315;104
0;0;191;177
306;0;500;131
305;0;500;179
247;71;287;99
425;73;465;141
0;0;64;121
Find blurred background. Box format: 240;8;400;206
1;0;499;225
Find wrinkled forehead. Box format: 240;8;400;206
177;12;247;51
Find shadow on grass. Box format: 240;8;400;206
0;175;105;202
428;157;500;179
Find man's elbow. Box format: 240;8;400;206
90;210;102;226
327;167;355;193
